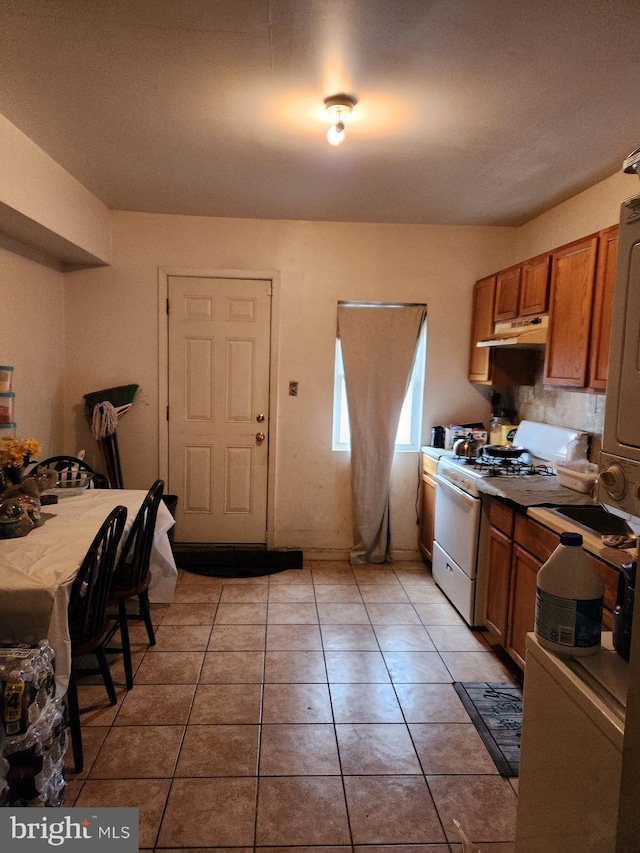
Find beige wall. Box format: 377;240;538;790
62;213;513;557
0;234;66;454
516;170;634;260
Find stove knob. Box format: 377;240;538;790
600;464;626;500
461;478;471;490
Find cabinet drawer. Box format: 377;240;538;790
514;514;558;563
489;498;515;537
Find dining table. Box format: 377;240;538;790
0;488;178;695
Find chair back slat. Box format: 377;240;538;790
114;480;164;590
68;506;127;645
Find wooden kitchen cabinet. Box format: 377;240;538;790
468;275;496;382
520;253;550;316
483;499;621;669
418;471;436;563
494;257;549;322
494;266;522;321
588;224;619;391
468;276;536;386
506;544;541;670
544;227;618;390
484;499;515;642
485;524;513;643
544;235;599;387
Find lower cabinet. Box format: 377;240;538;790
483;498;620;670
418;471;436;562
484;506;514;643
506;545;543;670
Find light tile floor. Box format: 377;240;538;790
65;560;521;851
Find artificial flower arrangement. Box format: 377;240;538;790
0;437;53;539
0;437;42;484
0;436;42;467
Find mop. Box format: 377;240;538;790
83;384;139;488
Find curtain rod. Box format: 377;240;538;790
338;301;426;308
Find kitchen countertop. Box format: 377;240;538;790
475;474;598;507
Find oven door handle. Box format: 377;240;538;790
434;473;478;506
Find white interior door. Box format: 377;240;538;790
168;276;271;543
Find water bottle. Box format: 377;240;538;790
535;532;604;656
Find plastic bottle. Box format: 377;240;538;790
535;532;604;656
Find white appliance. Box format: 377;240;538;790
432;421;582;626
515;633;627;853
599;192;640;518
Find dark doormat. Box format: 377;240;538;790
453;681;522;777
172;544;304;578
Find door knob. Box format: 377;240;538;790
256;432;266;444
256;413;265;422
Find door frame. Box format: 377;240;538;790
158;267;282;546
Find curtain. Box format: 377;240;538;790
337;303;426;565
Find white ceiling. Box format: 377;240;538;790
1;0;639;227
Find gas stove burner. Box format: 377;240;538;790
472;456;554;477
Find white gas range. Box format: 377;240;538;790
431;421;586;627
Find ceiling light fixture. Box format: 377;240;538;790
324;94;357;146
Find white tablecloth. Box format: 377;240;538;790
0;489;178;694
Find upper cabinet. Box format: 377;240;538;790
543;227;618;390
520;254;550;316
543;236;599;388
494;266;522;321
468;275;496;383
494;255;550;322
588;225;619;391
468;225;617;392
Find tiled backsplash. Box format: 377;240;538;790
511;353;605;461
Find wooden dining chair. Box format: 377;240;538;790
30;455;110;488
108;480;164;689
66;504;127;774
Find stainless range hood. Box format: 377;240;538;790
476;315;548;348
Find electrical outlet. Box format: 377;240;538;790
289;381;298;396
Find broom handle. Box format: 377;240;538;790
112;432;124;489
99;435;121;488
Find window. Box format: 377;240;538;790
332;319;427;451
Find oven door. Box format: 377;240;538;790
433;474;481;577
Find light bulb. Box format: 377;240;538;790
327;120;345;146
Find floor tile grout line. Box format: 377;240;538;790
70;563;518;848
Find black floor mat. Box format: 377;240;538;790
172;545;303;578
453;681;522;777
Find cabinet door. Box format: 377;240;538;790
520;254;550;316
588;225;619;391
507;544;541;670
418;473;436;563
543;236;599;387
484;525;513;643
494;266;522;321
468;275;496;382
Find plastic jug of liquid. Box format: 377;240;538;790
535;532;604;656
